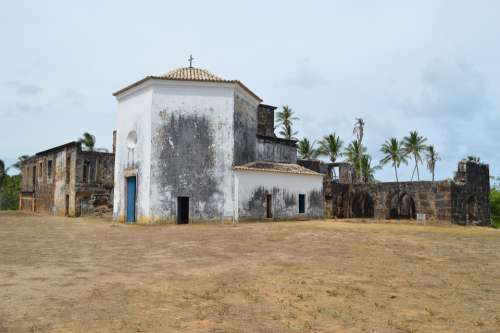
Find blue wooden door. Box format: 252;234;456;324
126;177;136;223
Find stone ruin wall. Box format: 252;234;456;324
299;159;491;226
20;143;115;217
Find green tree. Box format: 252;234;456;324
0;174;21;210
426;145;440;182
12;155;29;172
344;140;367;182
380;138;407;183
318;133;343;177
297;138;319;160
402;131;427;181
467;155;481;163
491;187;500;228
359;155;381;183
79;132;96;151
276;105;298;140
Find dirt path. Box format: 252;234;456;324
0;211;499;332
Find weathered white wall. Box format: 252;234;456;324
113;85;153;222
234;170;324;220
114;77;322;224
148;81;238;222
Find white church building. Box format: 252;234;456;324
112;63;323;224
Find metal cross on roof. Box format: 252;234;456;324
188;54;194;68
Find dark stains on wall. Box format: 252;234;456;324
256;136;297;163
247;186;267;218
233;94;257;165
152;113;222;220
241;186;322;220
307;189;324;217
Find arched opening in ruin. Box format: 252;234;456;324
387;192;416;220
351;192;374;218
388;194;399;219
399;193;416;219
466;196;479;224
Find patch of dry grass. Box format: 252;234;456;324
0;211;499;332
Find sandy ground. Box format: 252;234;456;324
0;211;499;333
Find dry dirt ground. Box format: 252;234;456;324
0;212;499;333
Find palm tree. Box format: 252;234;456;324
380;138;408;182
344;140;367;182
297;138;319;160
402;131;427;181
276;105;299;140
359;155;381;183
353;118;365;182
79;132;96;151
12;155;29;171
318;133;343;177
426;145;440;182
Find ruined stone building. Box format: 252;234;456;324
19;141;114;216
112;66;324;224
298;159;491;225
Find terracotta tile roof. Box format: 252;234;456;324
161;67;225;81
233;161;323;176
112;67;262;101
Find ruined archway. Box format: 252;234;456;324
466;196;478;224
351;192;374;218
387;192;416;220
399;193;416;219
388;193;399;219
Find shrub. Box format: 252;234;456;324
0;175;21;210
491;188;500;228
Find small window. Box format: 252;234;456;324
66;156;71;184
38;162;43;177
47;160;53;179
83;161;89;183
299;194;305;213
32;166;36;185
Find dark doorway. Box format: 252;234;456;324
466;196;478;224
399;193;416;219
65;195;69;216
299;194;305;214
388;193;416;219
388;194;399;219
351;192;374;218
266;194;272;218
177;197;189;224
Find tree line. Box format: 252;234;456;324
276;105;441;183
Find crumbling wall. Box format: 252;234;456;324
450;161;490;225
326;181;454;221
75;150;115;216
257;104;276;137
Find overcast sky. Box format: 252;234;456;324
1;1;499;181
